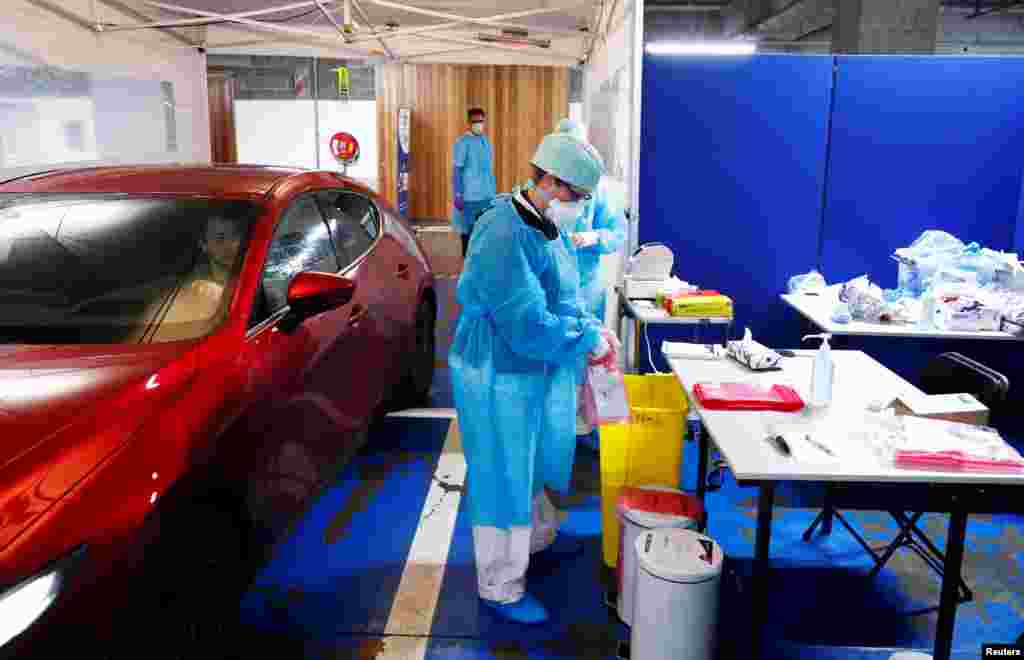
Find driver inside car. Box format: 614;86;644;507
186;215;244;303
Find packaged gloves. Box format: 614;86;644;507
726;328;782;371
787;270;827;294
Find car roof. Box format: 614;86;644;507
0;164;309;199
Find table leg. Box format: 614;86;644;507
696;423;709;512
750;482;776;660
933;505;968;660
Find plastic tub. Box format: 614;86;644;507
616;486;703;626
631;528;724;660
600;374;689;567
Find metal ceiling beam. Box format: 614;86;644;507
601;0;623;44
583;0;607;63
646;4;729;11
314;0;352;41
346;5;584;43
102;0;331;31
24;0;100;31
409;33;582;63
143;1;373;56
726;0;839;40
349;0;396;58
360;0;591;36
399;44;488;60
967;0;1024;18
25;0;195;45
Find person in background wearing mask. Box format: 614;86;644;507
449;132;620;625
452;108;497;258
553;118;628;438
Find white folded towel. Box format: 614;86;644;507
662;341;724;360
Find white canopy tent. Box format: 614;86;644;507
86;0;623;67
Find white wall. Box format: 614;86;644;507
316;100;378;191
570;102;584;126
3;0;209;178
584;0;641;331
0;97;100;168
235;100;317;169
235;99;378;191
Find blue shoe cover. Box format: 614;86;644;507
483;594;549;624
540;533;584;556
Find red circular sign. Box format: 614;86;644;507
329;132;360;164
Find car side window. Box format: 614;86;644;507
256;194;340;323
315;190;379;271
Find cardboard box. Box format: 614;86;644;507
888;392;989;427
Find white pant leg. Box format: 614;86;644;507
473;494;561;603
472;526;531;603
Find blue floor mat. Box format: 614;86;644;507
239;417;450;641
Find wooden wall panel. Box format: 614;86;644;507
207;72;237;164
378;63;569;221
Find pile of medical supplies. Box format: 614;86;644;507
655;277;734;319
788;230;1024;333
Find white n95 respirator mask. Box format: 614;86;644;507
546;199;583;229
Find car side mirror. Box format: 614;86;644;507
279;271;356;333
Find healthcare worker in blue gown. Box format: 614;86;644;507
449;132;616;624
451;107;497;258
552;119;628;437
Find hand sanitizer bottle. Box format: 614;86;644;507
801;334;834;407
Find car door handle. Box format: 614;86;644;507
348;304;367;327
396;264;411;280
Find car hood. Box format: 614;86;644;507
0;342;200;548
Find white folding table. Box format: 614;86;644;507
616;286;733;373
665;349;1024;660
781;286;1022;340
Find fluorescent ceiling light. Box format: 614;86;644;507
645;41;757;56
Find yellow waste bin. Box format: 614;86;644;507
599;374;689;567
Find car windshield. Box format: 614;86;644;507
0;193;259;344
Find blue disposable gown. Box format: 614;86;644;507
451;133;497;235
450;195;603;531
572;179;627;322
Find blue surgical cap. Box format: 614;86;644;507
531;133;604;194
555;118;587;142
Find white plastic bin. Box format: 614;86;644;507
616;486;703;626
631;528;724;660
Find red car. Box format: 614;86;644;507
0;165;436;656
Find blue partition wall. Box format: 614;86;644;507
1018;176;1024;253
638;54;833;369
638;54;1024;421
820;56;1024;287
